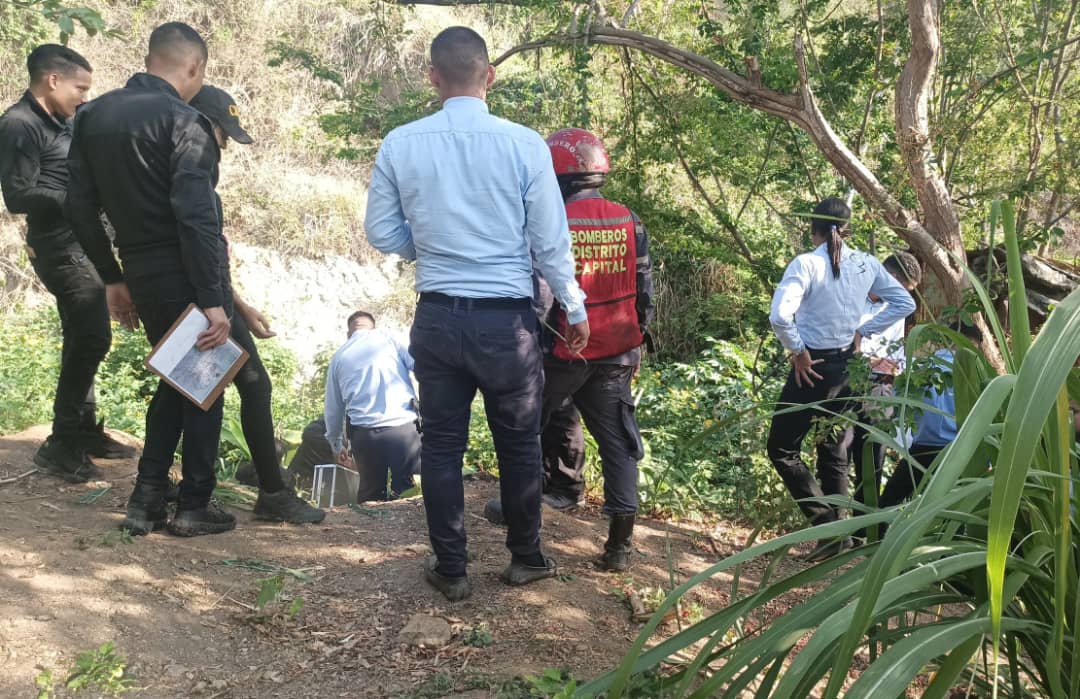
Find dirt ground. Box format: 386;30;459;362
0;425;809;698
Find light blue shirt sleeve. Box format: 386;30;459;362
523;148;587;325
323;356;346;454
364;140;417;261
858;262;916;338
391;330;414;372
769;256;811;353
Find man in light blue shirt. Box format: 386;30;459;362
324;311;419;503
364;27;589;600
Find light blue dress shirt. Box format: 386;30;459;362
769;243;916;353
364;96;586;324
913;349;958;447
324;329;418;453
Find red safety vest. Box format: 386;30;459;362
554;197;644;361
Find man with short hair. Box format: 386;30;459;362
0;44;134;483
67;22;234;538
365;26;588;600
324;311;419;503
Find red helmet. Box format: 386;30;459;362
546;128;610;176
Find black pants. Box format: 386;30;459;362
542;361;643;515
880;445;940;508
127;266;230;510
30;249;111;442
289;416;334;486
348;421;420;503
410;295;544;578
766;350;855;525
852;379;894;506
229;312;284;493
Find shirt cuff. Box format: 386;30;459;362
98;260;124;285
565;306;587;325
196;288;225;309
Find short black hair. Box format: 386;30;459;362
347;311;375;330
430;27;489;88
27;44;92;83
148;22;208;63
883;251;923;288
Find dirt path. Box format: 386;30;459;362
0;425;803;698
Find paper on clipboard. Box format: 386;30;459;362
144;304;249;411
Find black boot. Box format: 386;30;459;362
252;488;326;524
483;498;506;525
34;436;102;483
120;480;168;536
167;502;237;537
79;419;137;460
542;491;584;511
601;513;635;572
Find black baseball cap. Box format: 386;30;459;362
190;85;253;144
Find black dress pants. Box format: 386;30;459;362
126;265;230;510
409;294;544;578
348;421;420;503
766;350;855;525
30;249;111;442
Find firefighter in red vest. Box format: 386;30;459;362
486;128;654;571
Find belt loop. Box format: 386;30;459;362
466;298;474;313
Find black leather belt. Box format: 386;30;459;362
418;292;531;310
807;345;854;360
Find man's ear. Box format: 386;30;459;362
45;73;59;92
428;65;441;89
485;64;495;88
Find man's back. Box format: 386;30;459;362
367;97;570;301
327;330;416;430
71;73;220;261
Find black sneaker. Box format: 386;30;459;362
80;420;136;460
423;554;471;601
501;556;557;586
33;436;102;483
120;480;167;536
253;488;326;524
167;502;237;537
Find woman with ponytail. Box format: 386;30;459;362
766;198;915;561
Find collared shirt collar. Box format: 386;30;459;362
441;96;489;113
20;90;64;130
125;73;183;101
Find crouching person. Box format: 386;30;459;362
324;311;419;503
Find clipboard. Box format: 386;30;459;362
144;304;249;411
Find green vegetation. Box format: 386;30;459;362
581;204;1080;698
63;641;135;696
3;1;1080;695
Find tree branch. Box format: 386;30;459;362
493;25;948;272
